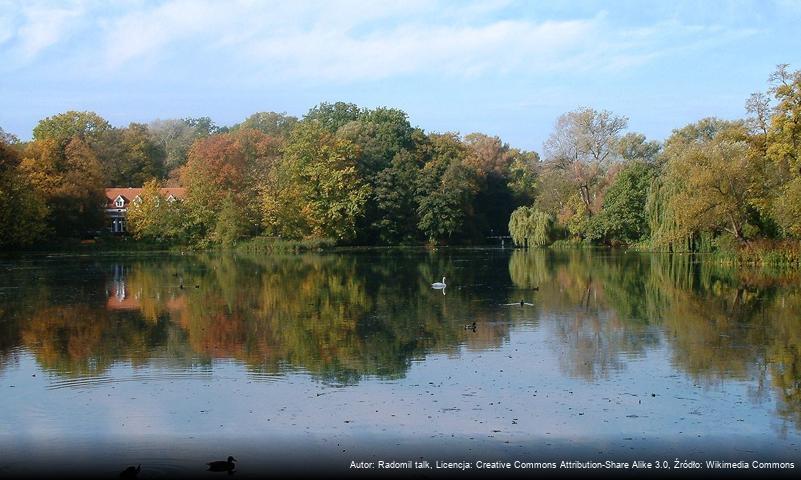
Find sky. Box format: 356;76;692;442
1;0;801;152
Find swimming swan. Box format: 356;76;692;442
431;277;447;288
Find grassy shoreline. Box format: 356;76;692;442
3;235;801;267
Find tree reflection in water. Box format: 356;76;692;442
0;249;800;428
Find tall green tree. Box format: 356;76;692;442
32;111;111;146
304;102;363;133
372;150;424;244
587;161;655;244
101;123;167;186
233;112;298;138
416;134;479;244
335;107;420;243
262;121;369;241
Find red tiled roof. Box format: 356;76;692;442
105;187;186;208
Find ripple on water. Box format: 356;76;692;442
45;371;213;390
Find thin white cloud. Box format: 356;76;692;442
13;1;85;60
0;0;763;85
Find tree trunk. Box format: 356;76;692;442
729;214;746;243
579;184;592;217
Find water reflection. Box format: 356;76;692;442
509;249;801;429
1;249;801;429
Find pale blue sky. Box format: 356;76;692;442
1;0;800;151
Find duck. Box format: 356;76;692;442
431;277;447;289
119;465;140;478
207;456;237;472
464;321;477;331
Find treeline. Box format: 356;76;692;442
0;106;537;248
1;64;800;253
510;64;801;261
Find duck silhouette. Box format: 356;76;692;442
119;465;140;478
207;456;237;472
431;276;446;288
464;321;477;331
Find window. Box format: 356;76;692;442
115;196;125;208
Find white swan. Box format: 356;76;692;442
431;276;447;289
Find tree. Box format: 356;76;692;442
20;136;105;238
336;107;415;176
334;107;419;243
184;116;227;136
766;64;801;174
102;123;167;186
544;108;628;216
616;132;661;163
463;132;520;237
213;193;249;246
147;119;199;171
662;119;756;242
0;141;48;248
32;111;110;146
262;121;369;241
587;161;655;244
416;133;479;244
763;65;801;236
304;102;363;133
127;180;169;241
234;112;298;138
0;126;19;144
506;149;540;205
182;129;279;244
508;206;553;247
372;150;423;244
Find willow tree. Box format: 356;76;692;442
508;206;553;247
661;118;757;245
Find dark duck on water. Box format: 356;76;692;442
207;456;237;472
119;465;140;478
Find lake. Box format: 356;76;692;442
1;249;800;478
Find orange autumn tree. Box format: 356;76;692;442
21;137;105;238
181;128;280;245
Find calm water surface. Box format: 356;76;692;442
1;249;800;476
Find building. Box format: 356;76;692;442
104;187;186;234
